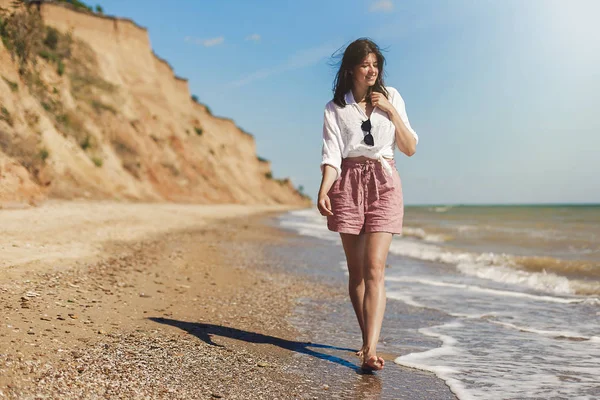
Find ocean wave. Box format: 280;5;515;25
388;240;600;296
386;291;427;308
394;319;600;400
281;209;600;295
514;255;600;279
385;276;593;304
402;226;451;243
394;322;474;400
455;262;600;296
428;206;455;213
489;320;600;342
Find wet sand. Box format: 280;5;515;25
0;201;456;399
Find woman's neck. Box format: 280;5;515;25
352;85;370;103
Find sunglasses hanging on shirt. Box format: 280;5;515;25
361;119;374;146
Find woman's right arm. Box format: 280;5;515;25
318;165;337;216
318;103;343;216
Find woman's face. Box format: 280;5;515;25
352;53;378;89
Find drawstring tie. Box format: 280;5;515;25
358;157;391;203
374;152;393;176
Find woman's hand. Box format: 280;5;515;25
370;92;393;114
317;193;334;216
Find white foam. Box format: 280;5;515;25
428;206;454;213
386;291;427;308
394;319;600;400
281;209;600;298
395;322;475;400
402;226;448;243
456;263;597;295
385;276;590;304
388;239;513;270
387;239;600;296
278;212;338;241
490;320;599;342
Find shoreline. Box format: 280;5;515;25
0;201;456;399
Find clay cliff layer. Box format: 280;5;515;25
0;0;308;206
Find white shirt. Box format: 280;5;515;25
321;86;418;179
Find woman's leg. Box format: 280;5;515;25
340;233;367;354
362;232;393;370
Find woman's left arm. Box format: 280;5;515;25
371;90;418;157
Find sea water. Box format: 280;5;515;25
279;205;600;400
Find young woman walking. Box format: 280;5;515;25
317;38;418;372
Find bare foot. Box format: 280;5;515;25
361;355;385;372
355;344;366;357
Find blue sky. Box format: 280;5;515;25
94;0;600;205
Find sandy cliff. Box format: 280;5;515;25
0;0;309;206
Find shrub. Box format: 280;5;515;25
191;95;199;103
111;138;137;157
38;27;73;76
39;49;59;63
69;55;116;102
24;110;39;126
0;128;45;179
54;0;94;13
38;148;49;162
57;59;65;76
161;162;180;176
80;134;92;150
43;26;59;50
265;172;272;179
0;106;13;126
55;111;94;150
112;137;139;178
0;3;45;74
194;127;203;136
91;156;103;167
95;5;103;14
2;76;18;92
257;156;268;163
90;100;116;114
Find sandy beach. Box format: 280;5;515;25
0;201;456;399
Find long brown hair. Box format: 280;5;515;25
332;38;388;107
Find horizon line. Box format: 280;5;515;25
405;202;600;207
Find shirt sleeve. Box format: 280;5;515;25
321;102;343;179
390;87;419;145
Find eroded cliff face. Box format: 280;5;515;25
0;0;309;206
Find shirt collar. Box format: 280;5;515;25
345;90;356;105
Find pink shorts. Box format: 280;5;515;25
327;158;404;235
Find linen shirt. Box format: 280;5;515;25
321;86;418;179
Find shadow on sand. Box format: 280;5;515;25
149;317;368;372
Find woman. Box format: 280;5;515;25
317;38;418;372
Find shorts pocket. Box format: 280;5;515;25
328;173;348;196
374;170;396;196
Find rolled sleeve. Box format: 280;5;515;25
321;103;343;179
390;87;419;145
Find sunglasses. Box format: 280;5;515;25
361;119;374;146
